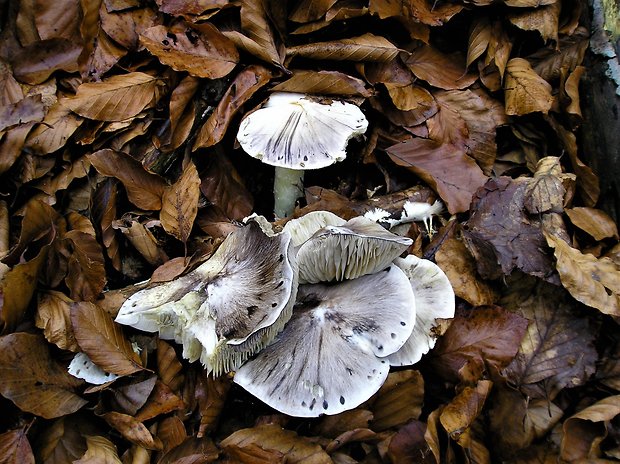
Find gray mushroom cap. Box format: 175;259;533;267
282;210;347;247
233;263;416;417
115;219;298;375
387;255;455;366
296;216;413;283
236;92;368;170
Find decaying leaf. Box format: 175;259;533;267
160;160;200;244
287;33;400;62
35;290;79;352
0;428;35;464
272;70;371;96
405;45;478;90
504;58;554;115
440;380;492;444
74;435;122;464
565;207;619;240
370;370;424;432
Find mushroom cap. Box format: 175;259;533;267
282;210;346;247
236;92;368;170
234;264;416;417
115;220;298;375
387;255;455;366
296;216;413;283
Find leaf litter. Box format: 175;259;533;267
0;0;618;463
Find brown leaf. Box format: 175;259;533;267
70;301;144;376
89;149;167;210
0;123;36;175
440;380;491;443
385;138;488;214
134;380;185;422
160;160;200;243
196;370;231;436
65;72;164;122
0;201;7;258
224;442;285;463
504;58;554;115
0;333;87;418
560;396;620;462
101;374;157;415
501;276;598;399
161;75;199;151
220;424;331;464
403;0;463;26
10;39;81;85
155;0;228;17
0;94;45;132
289;0;337;22
100;412;162;450
90;178;121;271
287;33;400;62
566;207;619;241
523;156;566;214
74;435;122;464
24;99;83;155
387;420;435;464
112;216;169;266
157;416;187;455
313;409;373;438
36;415;91;463
462;177;556;280
0;428;35;464
158;436;219;463
157;339;184;392
545;233;620;317
193;65;272;149
140;22;239;79
81;30;127;82
101;6;160;50
370;370;424;432
562;65;585;121
508;2;560;43
64;230;106;301
272;70;371;96
430;306;529;383
435;236;499;306
405;45;477;90
35;290;79;352
530;27;589;81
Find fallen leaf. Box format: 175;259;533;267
64;230;106;301
89;149;167;210
220;425;331;464
405;45;477;90
440;380;491;444
65;72;164;122
35;290;79;352
24;100;83;155
289;0;337;22
112;216;169;266
157;416;187;454
0;123;36;175
160;160;200;244
195;370;231;436
566;207;619;240
100;412;162;450
430;306;529;383
504;58;554;115
272;70;371;96
157;339;184;392
403;0;463;26
387;420;435;464
370;370;424;432
155;0;228;17
224;442;285;463
0;333;87;419
545;233;620;317
10;39;81;85
286;33;400;62
0;94;45;132
74;435;122;464
385;138;488;214
81;30;127;82
35;416;91;463
70;302;144;376
313;409;374;438
102;374;157;415
158;436;219;463
134;380;185;422
100;6;160;50
0;428;35;464
140;22;239;79
501;276;598;399
161;74;199;152
523;156;566;214
508;2;560;43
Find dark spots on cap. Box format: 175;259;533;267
340;396;345;405
272;302;278;308
309;398;316;410
323;400;328;410
303;155;308;162
401;321;407;326
246;306;258;316
383;266;391;272
372;369;377;374
132;302;137;307
377;345;383;351
276;281;284;289
279;254;284;262
381;360;386;364
391;332;397;339
346;367;353;376
301;401;307;407
367;375;373;380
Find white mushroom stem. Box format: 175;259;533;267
274;167;304;219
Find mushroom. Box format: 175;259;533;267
387;255;455;366
294;215;413;283
115;219;298;376
233;263;416;417
236;92;368;218
282;210;346;246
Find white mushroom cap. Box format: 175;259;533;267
115;220;298;376
296;216;413;283
234;264;416;417
236;92;368;170
387;255;455;366
282;210;346;247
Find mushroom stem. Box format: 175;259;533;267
274;167;304;219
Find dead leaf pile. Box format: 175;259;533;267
0;0;618;462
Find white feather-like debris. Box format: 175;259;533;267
236;92;368;170
234;264;416;417
68;352;119;385
363;200;444;235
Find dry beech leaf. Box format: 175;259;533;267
70;301;144;376
530;27;589;81
286;33;400;62
405;45;477;90
313;409;373;438
435;236;499;306
155;0;228;17
523;156;566;214
430;306;529;383
560;395;620;462
196;371;231;436
504;58;554;115
545;233;620;317
565;207;619;241
89;149;167;210
157;416;187;455
387;420;435;464
160;160;200;244
193;65;272;149
161;75;199;152
385;138;488;214
370;370;424;432
112;217;169;266
0;95;45;132
0;428;35;464
65;72;164;122
37;416;91;463
140;23;238;79
100;412;163;450
100;6;161;51
134;380;185;422
289;0;337;22
74;435;122;464
90;178;121;271
24;100;83;155
0;333;87;419
272;70;371;96
563;65;585;120
0;200;8;258
501;276;597;399
81;30;128;82
10;39;81;85
508;2;560;43
35;290;79;352
440;380;491;443
220;424;332;464
158;436;219;463
224;443;286;463
0;123;36;175
157;339;184;392
64;230;107;301
385;83;434;112
102;374;157;415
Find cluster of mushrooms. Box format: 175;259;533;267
114;92;455;417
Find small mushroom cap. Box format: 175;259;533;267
234;264;416;417
296;216;413;283
282;210;346;247
387;255;455;366
236;92;368;170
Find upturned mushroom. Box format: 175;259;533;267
115;219;298;376
236;92;368;218
233;263;416;417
